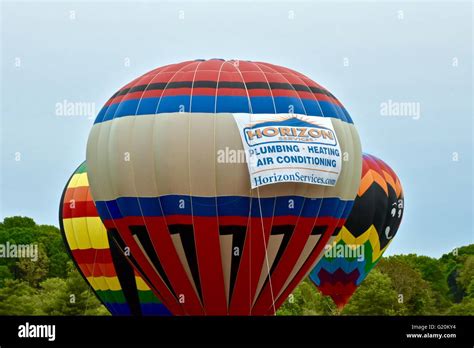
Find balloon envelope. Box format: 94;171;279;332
309;153;404;308
59;162;170;315
86;59;362;315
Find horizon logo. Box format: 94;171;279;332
18;322;56;341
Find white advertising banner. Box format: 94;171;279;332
232;113;342;189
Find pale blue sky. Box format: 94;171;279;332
1;1;472;257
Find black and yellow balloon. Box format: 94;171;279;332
310;153;404;308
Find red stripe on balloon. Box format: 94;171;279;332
192;215;228;315
229;214;273;315
267;218;347;314
112;218;185;315
72;249;113;264
251;217;314;315
143;216;204;315
62;201;98;218
77;262;117;277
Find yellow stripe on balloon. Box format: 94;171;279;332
68;173;89;189
334;225;392;262
85;217;109;249
87;276;121;291
87;276;99;290
135;276;151;291
67;172;80;189
62;218;79;250
102;274;120;292
71;218;93;249
64;217;108;250
87;276;150;292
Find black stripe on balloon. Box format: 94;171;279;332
108;229;159;300
112;81;335;98
331;226;342;236
129;225;177;298
267;225;293;275
344;183;389;238
108;229;142;316
168;224;203;302
219;226;246;301
254;225;294;304
379;185;402;250
312;225;328;235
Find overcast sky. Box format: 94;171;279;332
1;0;472;257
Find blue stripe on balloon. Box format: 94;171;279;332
309;257;370;286
95;195;353;220
104;302;171;316
107;303;131;316
95;202;112;220
102;301;122;316
94;96;352;124
140;303;172;316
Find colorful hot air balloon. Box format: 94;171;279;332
59;162;171;316
86;59;362;315
309;153;404;309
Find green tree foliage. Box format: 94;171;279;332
0;216;70;280
446;298;474;315
35;263;109;316
466;279;474;299
342;269;401;315
2;216;36;229
277;279;336;315
440;245;474;303
16;245;49;287
0;217;108;315
0;265;13;286
0;266;108;315
376;258;435;315
457;256;474;293
0;279;41;315
385;254;451;310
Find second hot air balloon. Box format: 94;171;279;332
60;162;170;316
309;153;404;308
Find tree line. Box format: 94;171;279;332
0;216;472;316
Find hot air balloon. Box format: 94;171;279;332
86;59;362;315
309;153;404;309
59;162;171;316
